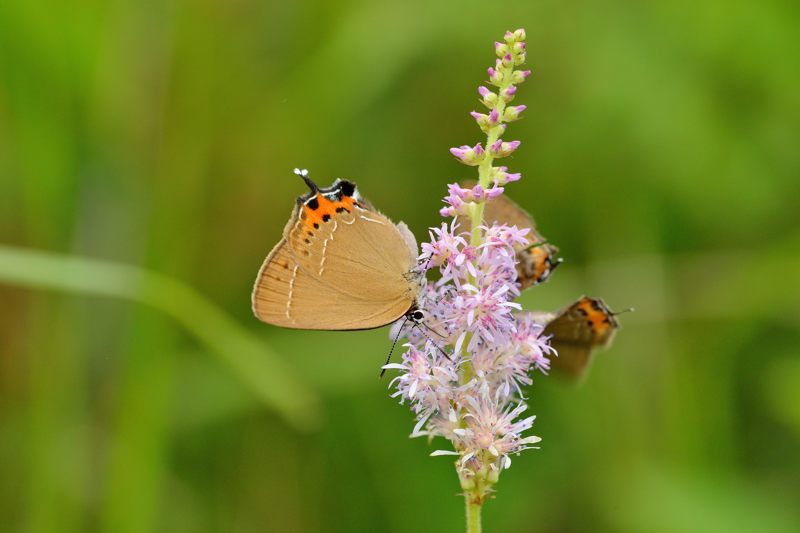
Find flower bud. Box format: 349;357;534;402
515;52;527;66
489;139;521;158
500;85;517;102
510;69;532;84
514;28;526;41
504;30;516;44
470;111;491;132
494;41;509;58
501;53;514;68
459;473;476;491
487;67;503;86
482;185;505;200
449;143;485;166
491;166;522;185
503;105;526;122
512;41;526;54
487;465;501;484
447;183;475;202
478;86;498;108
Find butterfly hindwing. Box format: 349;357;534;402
252;239;415;330
252;177;419;330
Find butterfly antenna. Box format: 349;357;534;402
416;254;433;274
612;307;635;316
412;324;452;361
293;167;318;193
380;317;409;378
419;320;446;339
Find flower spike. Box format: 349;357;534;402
389;29;549;526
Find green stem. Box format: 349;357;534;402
458;45;522;533
460;63;517;387
465;494;483;533
469;65;514;249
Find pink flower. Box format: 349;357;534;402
387;28;546;501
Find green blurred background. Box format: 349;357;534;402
1;1;799;532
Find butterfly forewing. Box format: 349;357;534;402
538;296;619;379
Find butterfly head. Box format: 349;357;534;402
292;168;360;206
408;308;426;325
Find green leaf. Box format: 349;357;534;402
0;244;321;432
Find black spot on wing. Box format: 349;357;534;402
319;179;357;201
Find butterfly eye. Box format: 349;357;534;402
411;310;426;323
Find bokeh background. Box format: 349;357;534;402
1;1;799;532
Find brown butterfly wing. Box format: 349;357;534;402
541;296;619;379
251;238;415;329
549;343;593;378
457;182;560;288
252;181;418;330
286;205;417;303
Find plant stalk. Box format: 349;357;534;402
465;493;483;533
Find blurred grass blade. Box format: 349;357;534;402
0;244;321;432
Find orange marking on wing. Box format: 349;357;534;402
316;194;335;216
577;299;612;335
302;193;356;232
336;195;355;211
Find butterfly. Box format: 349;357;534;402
251;169;425;330
457;181;562;289
457;185;622;379
524;296;621;379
